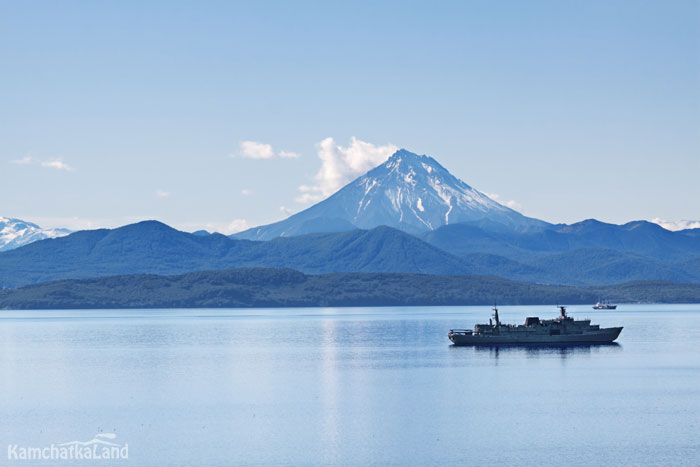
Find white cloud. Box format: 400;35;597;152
10;156;34;165
279;205;294;215
651;218;700;231
156;189;170;198
279;150;300;159
238;141;275;159
225;219;250;234
241;189;252;196
233;141;300;160
296;184;323;204
41;159;75;171
9;155;75;171
177;219;250;235
295;137;398;204
487;193;522;211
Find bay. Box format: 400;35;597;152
1;305;699;466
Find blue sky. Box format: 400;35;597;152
1;1;698;233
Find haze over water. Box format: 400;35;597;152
1;305;699;466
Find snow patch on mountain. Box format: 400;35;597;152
0;217;71;251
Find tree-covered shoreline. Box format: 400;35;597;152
1;268;699;310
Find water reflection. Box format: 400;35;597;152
450;343;622;360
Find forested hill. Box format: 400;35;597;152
2;220;699;289
1;268;699;310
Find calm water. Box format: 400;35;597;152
1;305;699;466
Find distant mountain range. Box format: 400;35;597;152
0;217;71;252
1;149;699;293
421;218;700;261
0;219;698;289
0;221;473;288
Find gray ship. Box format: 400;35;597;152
448;305;622;345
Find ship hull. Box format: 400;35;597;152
449;327;623;346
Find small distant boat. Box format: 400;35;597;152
593;300;617;310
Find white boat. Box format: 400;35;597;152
593;300;617;310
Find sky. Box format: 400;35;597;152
1;0;698;233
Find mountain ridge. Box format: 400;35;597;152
1;219;699;289
0;221;476;288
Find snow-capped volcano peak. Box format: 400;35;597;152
235;149;549;240
0;216;71;251
349;149;514;231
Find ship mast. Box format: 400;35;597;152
493;303;500;326
559;305;567;318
